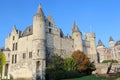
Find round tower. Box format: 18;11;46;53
109;36;115;48
33;5;46;80
72;22;83;51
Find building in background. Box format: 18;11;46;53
97;36;120;63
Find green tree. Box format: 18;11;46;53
48;54;64;70
0;53;6;77
63;57;77;71
86;61;96;74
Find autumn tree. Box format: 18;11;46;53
72;50;91;72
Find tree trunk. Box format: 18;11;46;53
106;62;112;74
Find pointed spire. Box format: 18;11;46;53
36;4;44;16
35;4;45;21
37;4;42;14
97;39;105;47
109;36;114;42
13;25;16;31
72;21;80;33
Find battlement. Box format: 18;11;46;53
85;32;96;38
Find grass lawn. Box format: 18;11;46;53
63;75;119;80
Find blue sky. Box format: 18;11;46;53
0;0;120;48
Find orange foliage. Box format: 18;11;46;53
72;50;90;72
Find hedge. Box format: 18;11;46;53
102;59;118;63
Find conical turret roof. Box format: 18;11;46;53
109;36;114;42
35;4;45;21
97;40;105;47
72;21;80;33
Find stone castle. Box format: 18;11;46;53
97;37;120;63
0;5;97;79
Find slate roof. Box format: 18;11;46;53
0;47;4;52
109;36;114;42
22;25;33;37
115;40;120;46
97;40;105;47
0;47;11;52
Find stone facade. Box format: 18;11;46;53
97;37;120;63
0;5;97;79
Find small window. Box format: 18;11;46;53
13;36;15;40
29;52;32;58
15;43;18;50
28;28;31;32
37;50;40;56
15;54;17;63
49;22;51;26
12;43;15;51
49;28;52;33
23;53;26;59
12;55;14;64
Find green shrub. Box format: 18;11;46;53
46;68;86;80
102;59;118;63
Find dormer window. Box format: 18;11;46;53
28;28;31;32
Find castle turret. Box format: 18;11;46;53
33;5;45;39
109;36;115;48
97;39;105;48
85;33;97;62
72;21;83;51
33;5;46;80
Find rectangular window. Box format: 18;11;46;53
49;28;52;33
23;53;26;59
12;55;14;64
13;36;15;40
37;50;40;56
29;52;32;58
49;22;51;26
15;55;17;63
12;43;15;51
15;43;18;50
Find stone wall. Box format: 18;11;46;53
95;63;120;74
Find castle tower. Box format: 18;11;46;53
97;39;107;62
33;5;46;80
72;21;83;51
109;36;115;48
85;33;97;62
